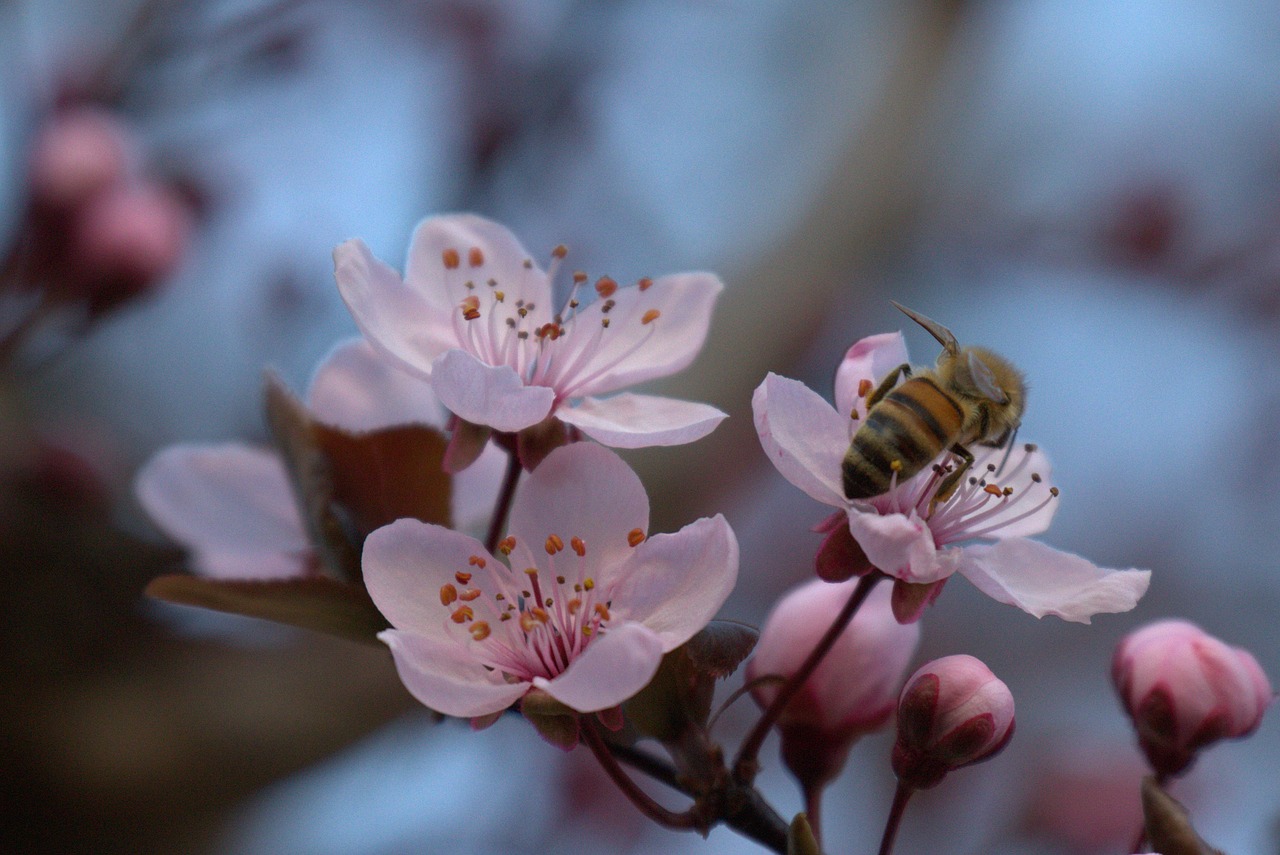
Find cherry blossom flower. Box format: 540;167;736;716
364;442;738;719
136;338;504;579
1113;619;1273;778
753;331;1150;623
333;213;726;450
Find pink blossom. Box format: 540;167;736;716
747;581;919;787
753;331;1150;623
365;442;738;718
27;108;133;212
1113;619;1273;778
891;654;1015;790
333;214;726;449
136;338;504;579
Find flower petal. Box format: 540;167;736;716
334;238;455;377
135;443;308;580
556;272;722;397
306;338;447;432
404;214;550;310
533;622;664;712
834;332;909;419
557;393;726;448
609;514;738;649
431;348;555;432
752;372;850;508
362;518;494;642
507;443;648;571
961;445;1059;539
957;539;1151;623
847;509;960;584
381;629;528;718
451;440;507;534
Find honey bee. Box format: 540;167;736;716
841;302;1026;502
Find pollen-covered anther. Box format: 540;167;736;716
571;536;586;557
442;248;460;269
567;598;583;614
1049;487;1060;497
573;271;588;284
519;613;536;632
627;528;645;547
601;318;611;329
451;606;474;623
583;577;596;591
468;247;484;267
1002;486;1013;497
890;460;903;472
545;534;564;555
1030;473;1042;483
469;621;491;641
983;484;1004;497
552;244;568;259
641;309;660;325
439;584;458;606
858;378;873;397
594;603;611;621
467;555;485;568
498;536;516;555
595;276;618;298
531;607;550;624
459;589;481;602
638;276;653;291
455;570;473;584
494;290;505;302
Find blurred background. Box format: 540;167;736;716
3;0;1279;852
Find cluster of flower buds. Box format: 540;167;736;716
9;104;193;320
1113;619;1272;779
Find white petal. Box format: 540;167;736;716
382;630;528;718
558;394;726;448
135;444;308;580
507;443;648;571
533;622;664;712
431;349;555;433
609;515;738;650
847;509;958;584
306;338;448;432
450;441;507;535
957;539;1151;623
752;373;850;508
833;332;909;419
404;214;550;309
334;239;456;378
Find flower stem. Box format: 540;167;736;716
877;781;913;855
581;719;697;831
483;450;522;554
732;572;882;782
803;783;824;850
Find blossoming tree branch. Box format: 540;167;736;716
138;214;1271;855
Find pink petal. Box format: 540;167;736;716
834;332;909;420
362;518;495;643
333;239;456;378
430;348;555;432
557;394;726;448
957;539;1151;623
752;373;850;508
609;514;738;649
404;214;550;309
966;444;1058;539
507;443;648;571
451;440;507;534
557;272;722;397
847;509;958;584
135;443;308;580
533;622;665;712
306;338;447;432
381;629;528;718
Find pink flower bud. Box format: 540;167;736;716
748;581;919;788
27;108;133;212
1112;619;1272;778
891;654;1015;790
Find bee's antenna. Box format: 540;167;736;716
995;425;1019;476
891;301;959;355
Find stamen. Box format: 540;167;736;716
1050;487;1060;497
983;484;1004;497
439;584;458;606
638;277;653;291
595;276;618;298
552;244;568;259
459;589;481;602
498;536;516;555
568;598;582;614
571;536;586;556
531;607;550;624
583;578;596;591
519;613;536;632
545;534;564;554
627;528;645;547
451;606;474;623
468;247;484;267
594;603;611;621
469;621;491;640
455;571;473;584
573;271;588;284
468;556;486;568
1031;473;1042;483
858;379;873;397
641;309;660;325
442;248;460;269
460;295;480;321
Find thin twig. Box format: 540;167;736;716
580;719;698;831
483;450;522;555
877;781;913;855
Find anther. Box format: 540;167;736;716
523;259;533;269
517;307;528;318
500;613;512;622
468;555;486;568
890;460;903;472
552;244;568;259
1031;473;1042;483
568;598;582;614
601;299;616;314
468;247;484;267
601;318;611;328
583;578;596;591
984;484;1004;497
469;621;491;640
571;536;586;557
460;589;481;602
519;613;536;632
498;536;516;555
494;290;505;302
641;309;660;325
595;276;618;298
638;277;653;291
573;271;588;284
442;248;460;269
858;378;873;397
1049;487;1060;497
1024;443;1037;452
451;606;474;623
455;571;473;584
439;584;458;606
627;528;645;547
545;534;564;554
1003;486;1014;496
987;463;997;472
464;280;475;289
495;593;505;601
487;278;497;286
517;331;529;339
594;603;611;620
531;607;550;624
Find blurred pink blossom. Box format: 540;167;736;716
365;442;738;719
26;107;133;213
753;331;1150;623
891;654;1015;790
334;214;726;449
1113;619;1273;778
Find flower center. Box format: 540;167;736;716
440;244;662;401
437;527;647;682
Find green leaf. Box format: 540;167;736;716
1142;776;1224;855
146;573;389;644
520;689;580;750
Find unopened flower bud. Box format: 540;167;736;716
748;581;919;789
1112;619;1272;779
891;654;1015;790
27;107;132;212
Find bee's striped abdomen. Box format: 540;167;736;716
842;376;964;499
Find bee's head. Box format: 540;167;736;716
945;346;1026;443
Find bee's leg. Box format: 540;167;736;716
866;364;912;408
931;443;975;507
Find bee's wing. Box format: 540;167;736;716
966;350;1009;404
891;301;959;355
